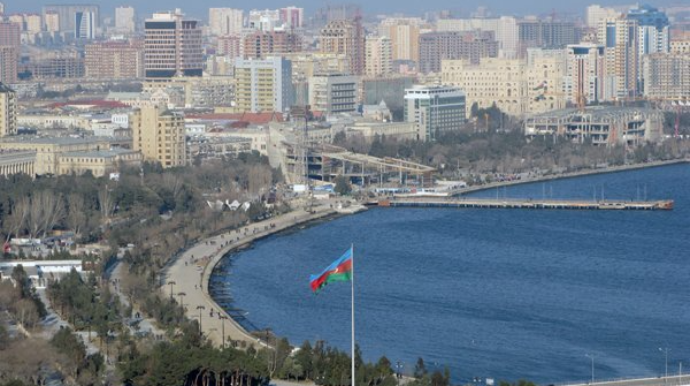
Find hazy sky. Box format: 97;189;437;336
7;0;671;20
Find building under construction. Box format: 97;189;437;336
523;107;664;146
266;123;434;186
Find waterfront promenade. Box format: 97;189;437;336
164;199;344;347
560;375;690;386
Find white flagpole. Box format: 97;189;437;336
351;243;355;386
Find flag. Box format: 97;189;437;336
310;247;353;293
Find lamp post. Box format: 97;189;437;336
585;354;595;384
395;361;403;386
177;292;186;311
219;315;227;349
167;281;176;300
197;305;206;335
659;348;669;383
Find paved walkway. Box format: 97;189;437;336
165;200;345;348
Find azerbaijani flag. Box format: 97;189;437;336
309;247;353;293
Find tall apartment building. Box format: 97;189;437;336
209;8;243;36
436;17;519;59
319;19;365;75
0;83;17;137
144;9;202;79
308;74;358;114
586;5;619;28
115;6;136;35
419;31;499;74
242;30;301;59
130;105;185;168
217;35;241;57
0;2;4;16
75;11;95;39
379;18;422;63
248;9;281;31
599;17;639;98
642;53;690;100
44;12;60;32
85;41;144;79
565;44;606;105
0;46;17;84
234;57;293;113
365;36;392;77
42;4;99;33
404;85;466;141
0;22;21;51
518;19;577;57
442;55;566;117
280;7;304;28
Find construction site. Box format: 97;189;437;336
523;106;664;146
266;124;435;187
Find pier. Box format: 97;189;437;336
377;197;674;211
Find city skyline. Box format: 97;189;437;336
5;0;677;20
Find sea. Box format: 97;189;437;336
209;163;690;384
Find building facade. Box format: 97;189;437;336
565;44;606;105
234;57;293;113
144;9;202;79
599;17;639;99
642;53;690;100
0;83;17;137
42;4;99;34
85;40;144;79
404;85;466;141
379;18;422;63
365;36;392;77
0;46;17;84
419;31;499;74
209;8;243;36
115;6;135;35
319;19;366;75
130;106;186;168
242;30;301;59
308;74;359;115
436;17;519;59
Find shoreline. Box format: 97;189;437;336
166;158;688;348
455;158;689;196
164;200;358;347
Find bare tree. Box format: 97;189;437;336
5;197;30;242
66;194;87;235
98;186;115;219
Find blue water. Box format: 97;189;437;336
210;164;690;384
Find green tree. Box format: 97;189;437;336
334;176;352;196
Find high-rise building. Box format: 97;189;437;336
280;6;304;28
365;36;392;77
115;6;136;35
436;17;519;59
319;19;365;75
627;5;670;93
642;53;690;100
217;35;241;57
130;105;185;168
419;31;499;74
0;82;17;137
85;40;144;79
0;2;4;16
42;4;99;33
44;12;60;32
242;30;301;59
599;17;639;98
565;43;606;105
404;85;466;141
518;19;577;57
209;8;243;36
144;9;202;78
379;18;422;63
586;5;619;29
75;11;95;39
0;46;17;84
0;22;21;49
234;57;293;113
248;9;281;31
308;73;358;114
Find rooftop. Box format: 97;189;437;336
0;136;117;146
60;148;137;159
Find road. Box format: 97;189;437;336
559;375;690;386
165;199;352;348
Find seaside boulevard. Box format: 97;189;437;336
164;158;687;349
